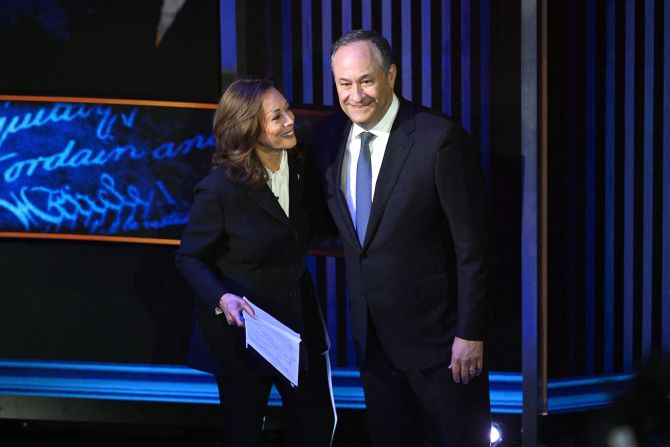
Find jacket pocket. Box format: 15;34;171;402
392;176;433;193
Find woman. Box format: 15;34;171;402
175;78;336;447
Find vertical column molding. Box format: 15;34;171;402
281;0;294;102
641;0;655;361
382;0;392;47
622;0;635;371
479;0;490;180
460;0;472;132
584;0;597;375
603;0;617;373
301;0;313;104
220;0;237;74
421;0;432;107
662;0;670;354
401;0;413;100
342;0;352;33
322;0;333;106
441;0;453;116
362;0;372;29
521;0;546;444
539;0;548;416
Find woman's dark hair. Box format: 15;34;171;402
211;77;276;188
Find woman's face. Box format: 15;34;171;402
257;88;297;150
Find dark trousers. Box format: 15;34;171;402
360;323;491;447
215;352;336;447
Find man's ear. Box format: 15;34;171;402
387;64;397;88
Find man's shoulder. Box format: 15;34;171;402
397;99;468;141
400;99;459;127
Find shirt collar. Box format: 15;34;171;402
351;94;399;140
264;149;288;177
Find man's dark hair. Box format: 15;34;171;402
331;29;394;73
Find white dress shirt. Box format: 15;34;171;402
265;149;290;217
341;94;400;221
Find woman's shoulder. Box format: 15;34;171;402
198;167;231;187
195;166;236;193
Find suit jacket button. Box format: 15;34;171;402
360;253;368;260
289;291;297;298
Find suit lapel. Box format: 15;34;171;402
248;165;291;226
287;153;302;222
362;101;415;248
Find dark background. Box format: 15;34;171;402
0;0;220;102
3;1;669;445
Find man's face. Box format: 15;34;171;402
332;41;396;130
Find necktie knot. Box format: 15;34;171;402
360;131;375;149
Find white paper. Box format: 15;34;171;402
243;297;301;386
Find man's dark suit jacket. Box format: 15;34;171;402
175;153;328;377
314;98;492;372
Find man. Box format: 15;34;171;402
313;29;493;446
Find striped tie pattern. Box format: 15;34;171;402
356;132;375;245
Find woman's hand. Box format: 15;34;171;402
218;293;256;327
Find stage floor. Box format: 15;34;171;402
1;408;372;447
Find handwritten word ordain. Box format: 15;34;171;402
1;133;215;183
2;140;146;184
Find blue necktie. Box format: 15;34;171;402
356;132;375;245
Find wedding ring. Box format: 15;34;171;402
468;368;478;372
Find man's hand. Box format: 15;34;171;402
218;293;256;327
449;337;484;384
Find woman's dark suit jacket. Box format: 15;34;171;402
175;152;328;377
